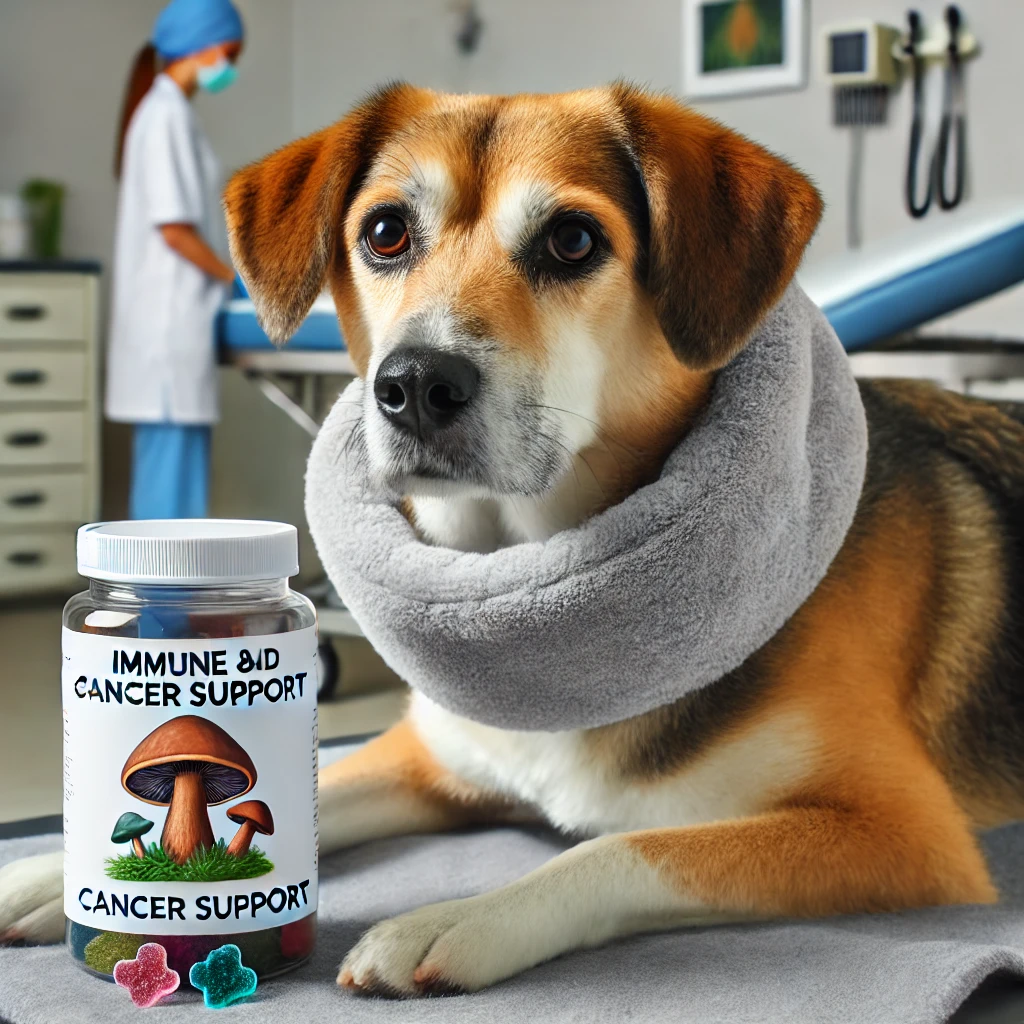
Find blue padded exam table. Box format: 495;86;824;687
800;197;1024;389
219;294;354;436
801;197;1024;351
219;294;346;355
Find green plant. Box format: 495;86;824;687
20;179;64;259
105;839;273;883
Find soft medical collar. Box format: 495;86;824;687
306;284;867;732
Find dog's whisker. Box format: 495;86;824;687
526;405;636;485
523;403;643;456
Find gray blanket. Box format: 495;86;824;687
3;820;1024;1023
306;283;867;731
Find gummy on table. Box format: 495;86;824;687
189;943;258;1009
113;942;181;1008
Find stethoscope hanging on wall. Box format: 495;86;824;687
904;11;934;217
903;5;971;219
935;5;965;210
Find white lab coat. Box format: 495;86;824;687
106;74;225;424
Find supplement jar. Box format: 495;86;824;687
62;520;318;980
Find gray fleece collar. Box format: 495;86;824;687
306;284;867;732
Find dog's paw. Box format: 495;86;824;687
339;892;537;997
0;852;65;944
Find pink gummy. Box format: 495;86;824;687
113;943;181;1008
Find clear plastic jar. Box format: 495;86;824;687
62;521;318;981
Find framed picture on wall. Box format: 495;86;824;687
682;0;808;98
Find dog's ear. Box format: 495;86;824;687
223;83;425;343
612;84;823;369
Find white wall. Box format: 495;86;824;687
0;0;165;270
0;0;293;267
291;0;1024;337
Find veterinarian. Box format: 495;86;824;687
107;0;244;519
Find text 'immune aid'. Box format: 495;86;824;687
72;647;309;707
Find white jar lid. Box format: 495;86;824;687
77;520;300;585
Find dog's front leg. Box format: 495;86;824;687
0;852;65;944
339;800;995;996
338;829;709;996
319;719;521;855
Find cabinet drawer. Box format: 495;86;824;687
0;473;88;525
0;281;87;342
0;350;86;403
0;411;85;466
0;530;78;593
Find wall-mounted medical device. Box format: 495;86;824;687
890;6;979;66
895;6;979;218
822;21;901;87
821;6;980;243
820;21;902;249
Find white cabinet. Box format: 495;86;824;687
0;267;100;594
0;350;88;403
0;279;89;342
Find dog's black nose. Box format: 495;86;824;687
373;347;480;438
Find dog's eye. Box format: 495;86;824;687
366;215;410;258
546;219;595;263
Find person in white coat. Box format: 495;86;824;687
108;0;244;519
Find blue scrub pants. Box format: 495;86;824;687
130;423;211;520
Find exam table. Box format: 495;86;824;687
219;292;360;685
802;196;1024;388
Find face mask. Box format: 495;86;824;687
197;57;238;94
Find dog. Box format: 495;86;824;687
3;83;1024;998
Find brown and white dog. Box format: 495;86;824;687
3;83;1024;998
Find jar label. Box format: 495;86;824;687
62;626;318;936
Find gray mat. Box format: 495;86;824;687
3;823;1024;1023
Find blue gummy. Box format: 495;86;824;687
137;607;192;639
189;943;257;1009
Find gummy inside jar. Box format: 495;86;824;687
67;913;316;980
64;585;317;981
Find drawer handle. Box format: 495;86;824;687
6;369;47;386
6;491;46;507
7;551;44;567
5;431;46;447
5;305;47;322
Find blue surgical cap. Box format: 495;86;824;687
152;0;244;62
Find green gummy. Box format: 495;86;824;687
83;932;145;974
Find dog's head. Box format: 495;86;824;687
225;83;821;500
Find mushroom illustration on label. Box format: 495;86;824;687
111;812;154;858
225;800;274;857
120;716;257;866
